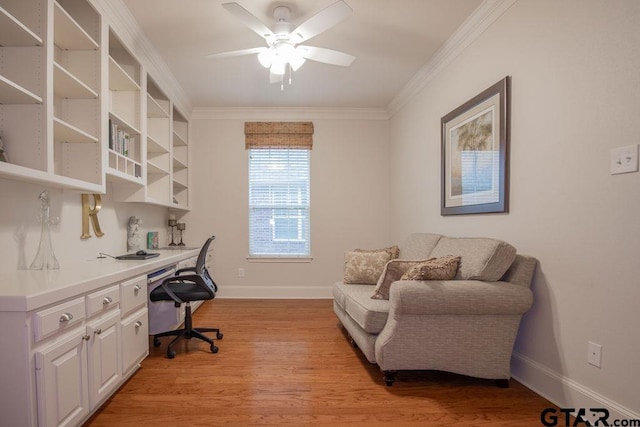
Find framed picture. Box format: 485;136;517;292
441;76;510;215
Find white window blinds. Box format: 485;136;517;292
248;148;310;257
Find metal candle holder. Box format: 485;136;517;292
176;223;186;246
168;219;177;246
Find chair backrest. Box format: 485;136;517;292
197;236;217;293
196;236;215;275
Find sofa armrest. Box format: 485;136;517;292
389;280;533;316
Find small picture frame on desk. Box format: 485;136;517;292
147;232;159;249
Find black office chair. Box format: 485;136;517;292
150;235;223;358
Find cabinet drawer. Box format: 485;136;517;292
120;275;147;316
86;285;120;317
33;297;86;342
121;307;149;375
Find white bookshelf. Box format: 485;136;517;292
0;0;191;208
51;0;102;186
0;0;48;184
106;28;143;186
171;107;190;210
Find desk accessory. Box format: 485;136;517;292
30;191;59;270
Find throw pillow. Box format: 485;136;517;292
354;245;400;260
400;255;461;281
343;250;393;284
371;259;432;300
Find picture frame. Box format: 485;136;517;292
441;76;510;215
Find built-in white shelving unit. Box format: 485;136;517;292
0;1;48;181
145;75;171;205
0;0;191;206
106;28;142;184
172;106;190;210
52;0;102;186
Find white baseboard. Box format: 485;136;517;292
511;351;639;423
217;286;333;299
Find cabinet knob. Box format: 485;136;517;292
102;296;113;305
59;312;73;323
94;328;102;335
82;335;90;341
134;321;143;329
133;285;141;295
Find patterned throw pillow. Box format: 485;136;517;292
400;255;461;281
370;259;431;300
343;250;393;284
354;245;400;260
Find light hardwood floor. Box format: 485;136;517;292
85;299;559;426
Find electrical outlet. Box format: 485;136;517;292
610;144;639;175
587;342;602;368
238;268;245;278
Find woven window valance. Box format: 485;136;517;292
245;122;314;149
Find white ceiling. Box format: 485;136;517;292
122;0;483;109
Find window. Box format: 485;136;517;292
248;148;310;257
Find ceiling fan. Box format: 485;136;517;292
205;1;356;86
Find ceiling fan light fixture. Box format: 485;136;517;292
289;55;306;71
257;49;274;68
270;57;286;75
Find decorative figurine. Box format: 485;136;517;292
127;216;142;251
30;191;60;270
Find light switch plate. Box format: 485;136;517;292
610;144;639;175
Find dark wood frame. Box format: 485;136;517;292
441;76;510;215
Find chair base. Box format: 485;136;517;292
152;303;223;359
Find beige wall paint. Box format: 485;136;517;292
389;0;639;417
186;116;391;298
0;179;171;271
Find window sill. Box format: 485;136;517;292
246;256;313;263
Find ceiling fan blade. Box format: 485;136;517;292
270;72;284;84
297;45;355;67
204;47;266;60
291;0;352;43
222;2;275;40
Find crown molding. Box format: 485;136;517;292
386;0;518;118
94;0;193;115
191;107;389;121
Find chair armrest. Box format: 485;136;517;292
389;280;533;316
176;266;197;275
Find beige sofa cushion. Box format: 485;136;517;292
429;237;516;281
398;233;442;260
333;282;389;334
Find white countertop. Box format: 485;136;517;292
0;248;200;312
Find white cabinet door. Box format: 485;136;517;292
35;328;89;427
121;307;149;375
86;309;121;408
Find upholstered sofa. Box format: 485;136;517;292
333;233;536;386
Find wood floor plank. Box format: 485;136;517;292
84;299;560;426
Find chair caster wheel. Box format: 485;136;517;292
167;349;176;359
216;332;224;340
210;344;218;353
153;338;161;347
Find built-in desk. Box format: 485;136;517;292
0;248;199;427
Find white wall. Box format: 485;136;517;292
186;114;391;298
389;0;639;418
0;178;171;271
